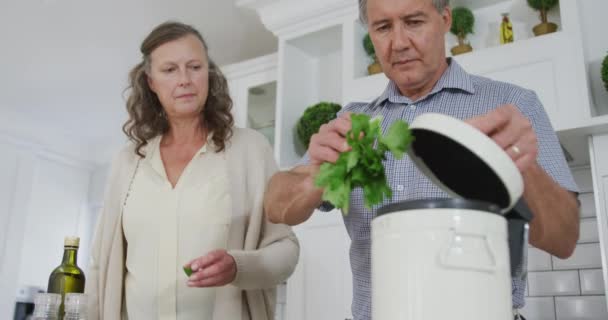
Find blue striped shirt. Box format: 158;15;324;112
299;59;578;320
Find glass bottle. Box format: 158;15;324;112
31;293;61;320
63;293;87;320
47;237;86;318
500;13;514;44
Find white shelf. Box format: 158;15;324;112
248;81;277;147
287;25;342;57
276;24;344;168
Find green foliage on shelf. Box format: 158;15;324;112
450;7;475;38
363;33;375;60
602;54;608;92
527;0;559;11
296;102;342;148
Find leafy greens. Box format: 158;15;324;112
314;113;414;214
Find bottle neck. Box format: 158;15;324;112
62;246;78;265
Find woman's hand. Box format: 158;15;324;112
185;249;237;287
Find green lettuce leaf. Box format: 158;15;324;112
314;113;414;214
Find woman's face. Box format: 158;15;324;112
147;34;209;121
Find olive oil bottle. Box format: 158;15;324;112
47;237;86;318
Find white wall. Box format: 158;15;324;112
522;167;608;320
0;136;99;319
17;156;92;288
0;142;35;316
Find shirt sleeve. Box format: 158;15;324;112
516;89;579;193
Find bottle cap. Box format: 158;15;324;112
64;236;80;247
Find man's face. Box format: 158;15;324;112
367;0;451;96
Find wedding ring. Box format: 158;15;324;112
511;145;521;156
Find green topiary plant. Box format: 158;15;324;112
527;0;559;25
363;33;382;75
527;0;559;36
363;33;375;61
296;102;342;148
451;7;474;46
450;7;475;55
602;54;608;92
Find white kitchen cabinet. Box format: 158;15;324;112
589;134;608;308
236;0;608;318
223;53;278;147
240;0;608;169
286;210;353;320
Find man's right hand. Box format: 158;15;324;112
308;112;353;166
264;112;353;225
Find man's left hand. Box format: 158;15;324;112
466;104;538;173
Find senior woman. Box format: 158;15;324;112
86;21;299;320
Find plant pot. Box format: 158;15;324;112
532;22;558;36
450;43;473;56
367;61;382;75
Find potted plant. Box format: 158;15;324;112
450;7;474;56
363;33;382;75
527;0;559;36
296;102;342;149
602;54;608;92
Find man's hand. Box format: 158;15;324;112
466;104;538;173
185;249;237;287
308;112;352;165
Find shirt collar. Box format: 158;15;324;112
371;58;475;109
142;132;213;179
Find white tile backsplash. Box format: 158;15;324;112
528;247;553;271
555;296;608;320
528;271;581;296
579;193;597;218
580;269;606;295
579;218;600;244
553;243;602;270
523;167;606;320
521;297;556;320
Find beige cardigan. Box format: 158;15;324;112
86;128;299;320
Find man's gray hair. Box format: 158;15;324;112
359;0;450;24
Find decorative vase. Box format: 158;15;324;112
451;43;473;56
367;61;382;75
532;22;558;36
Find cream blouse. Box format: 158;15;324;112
122;135;232;320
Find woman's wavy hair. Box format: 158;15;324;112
123;21;234;157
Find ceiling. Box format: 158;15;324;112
0;0;277;164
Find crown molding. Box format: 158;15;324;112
237;0;358;37
221;53;277;80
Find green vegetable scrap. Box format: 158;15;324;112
314;113;414;214
183;266;193;277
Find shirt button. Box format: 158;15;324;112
396;185;405;191
409;104;417;111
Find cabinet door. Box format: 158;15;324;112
286;210;353;320
590;134;608;302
